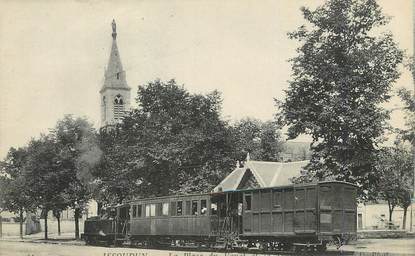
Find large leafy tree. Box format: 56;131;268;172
96;79;237;200
23;136;70;240
94;127;139;206
0;147;35;239
50;115;100;239
276;0;403;198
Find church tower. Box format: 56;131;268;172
100;19;131;127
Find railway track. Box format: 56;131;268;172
130;246;354;255
91;242;355;256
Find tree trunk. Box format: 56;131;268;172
57;215;61;236
402;206;408;230
19;209;23;239
74;208;80;239
388;201;394;229
44;209;48;240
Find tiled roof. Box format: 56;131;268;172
213;160;308;192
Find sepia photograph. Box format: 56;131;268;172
0;0;414;255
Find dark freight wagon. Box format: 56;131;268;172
240;181;357;246
82;181;357;251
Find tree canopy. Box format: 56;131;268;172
96;79;237;200
0;116;100;239
50;115;100;238
232;118;284;162
397;87;415;146
276;0;403;198
375;145;413;227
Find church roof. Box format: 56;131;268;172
213;160;308;192
101;20;130;93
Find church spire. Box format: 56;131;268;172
100;20;131;127
100;19;129;93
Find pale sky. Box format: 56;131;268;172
0;0;413;159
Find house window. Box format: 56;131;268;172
116;72;120;79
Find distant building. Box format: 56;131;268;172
100;19;131;127
357;202;415;231
282;141;311;162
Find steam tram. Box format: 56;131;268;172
82;181;357;251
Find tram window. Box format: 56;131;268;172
145;204;150;217
150;204;156;217
177;201;183;216
156;203;162;216
137;205;142;218
201;200;207;215
191;200;198;215
185;201;191;215
132;205;137;218
171;202;177;216
211;202;218;215
162;202;169;216
245;195;252;211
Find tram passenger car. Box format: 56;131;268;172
127;181;357;250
